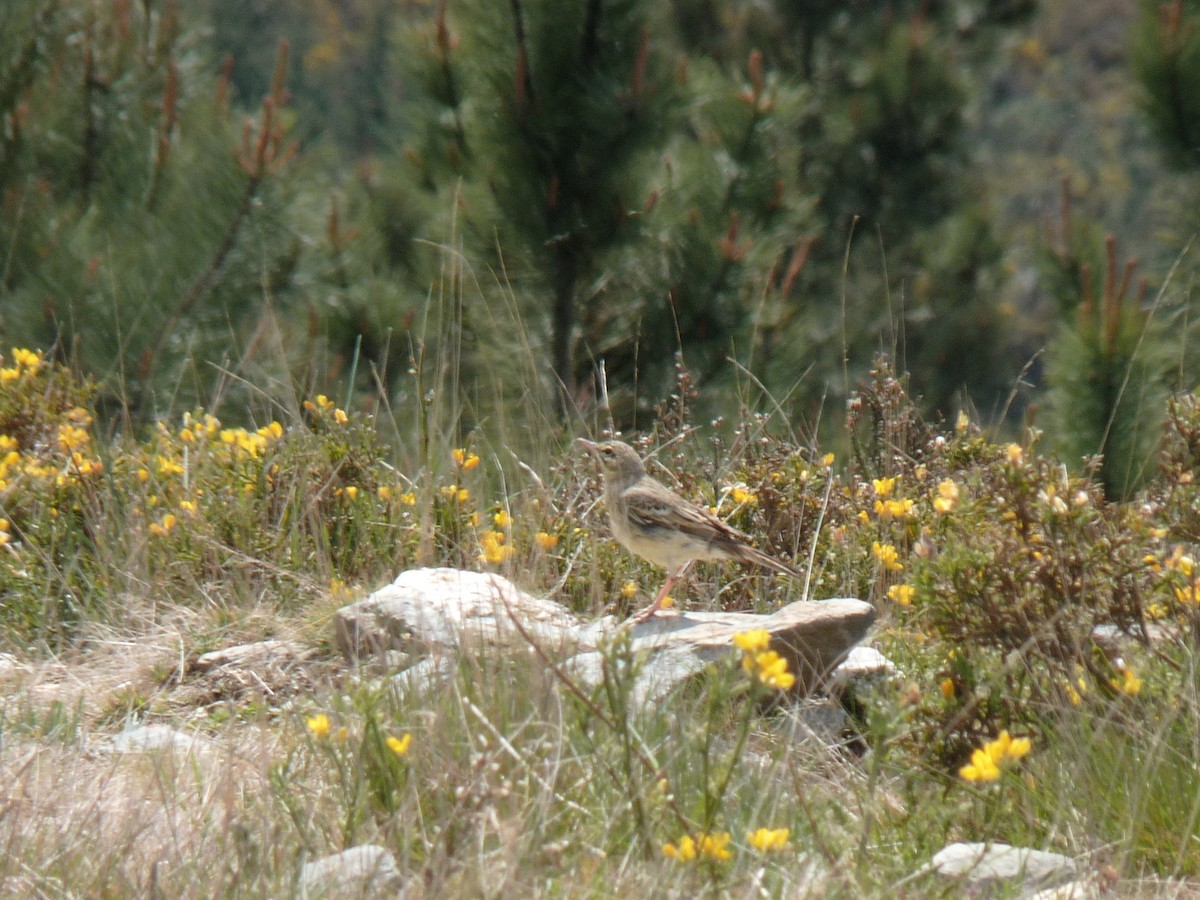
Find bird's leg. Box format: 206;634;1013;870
629;563;691;623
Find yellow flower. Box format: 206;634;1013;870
874;498;914;519
534;531;559;551
621;581;638;599
440;484;470;503
149;513;177;537
343;485;359;501
955;410;970;432
479;530;514;565
452;448;481;470
387;733;412;756
258;420;284;440
1006;443;1024;466
400;491;417;506
56;424;90;453
179;500;197;515
993;730;1031;762
939;677;955;700
730;486;757;506
136;467;150;483
751;650;796;690
662;836;697;861
307;713;331;737
11;347;42;370
821;453;835;467
698;832;733;861
933;479;960;513
872;542;903;571
887;584;915;606
960;729;1031;782
378;485;392;501
1112;667;1143;695
493;509;512;529
1174;579;1200;605
315;394;334;410
733;628;771;653
872;476;896;497
334;408;348;425
747;827;790;852
959;748;1001;782
1166;547;1195;577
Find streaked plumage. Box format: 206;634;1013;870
578;438;799;620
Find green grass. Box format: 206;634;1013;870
0;340;1198;896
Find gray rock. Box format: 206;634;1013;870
335;568;582;659
567;598;876;705
929;842;1078;895
192;639;313;672
388;656;457;697
108;724;210;755
1027;880;1099;900
769;700;849;745
299;844;402;897
336;569;874;708
831;645;896;685
565;643;710;708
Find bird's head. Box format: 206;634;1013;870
577;438;646;485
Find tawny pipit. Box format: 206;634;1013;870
578;438;800;621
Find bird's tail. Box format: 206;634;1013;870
736;544;803;579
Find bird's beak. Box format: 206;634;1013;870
576;438;599;453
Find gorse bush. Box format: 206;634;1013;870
3;343;1200;890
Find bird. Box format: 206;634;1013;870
577;438;801;622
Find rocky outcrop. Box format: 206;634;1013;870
336;568;878;705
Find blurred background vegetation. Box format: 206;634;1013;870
2;0;1199;496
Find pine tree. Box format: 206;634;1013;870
1041;186;1171;498
663;0;1032;419
0;2;305;415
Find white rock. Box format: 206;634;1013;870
108;724;210;755
336;569;874;708
1027;879;1099;899
568;598;876;706
193;639;312;672
299;844;402;896
335;568;581;658
831;645;896;683
930;842;1077;893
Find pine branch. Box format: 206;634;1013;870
581;0;602;68
509;0;534;114
79;21;99;201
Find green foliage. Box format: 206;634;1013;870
1041;222;1172;498
1131;0;1200;170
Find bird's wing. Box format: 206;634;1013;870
622;482;751;544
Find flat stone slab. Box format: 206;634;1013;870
340;569;875;706
569;599;876;703
335;567;582;659
299;844;403;897
192;639;313;672
929;842;1078;894
106;724;211;755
